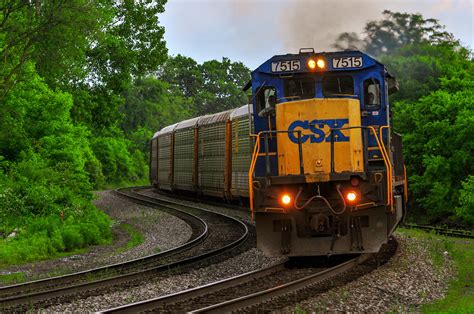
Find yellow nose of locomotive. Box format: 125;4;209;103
275;98;364;181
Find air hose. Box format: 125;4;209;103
294;184;347;215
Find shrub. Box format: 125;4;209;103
61;225;85;251
0;207;112;266
457;176;474;225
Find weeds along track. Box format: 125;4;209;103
0;187;249;311
403;224;474;239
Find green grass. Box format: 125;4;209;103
397;228;474;312
98;177;150;190
0;272;26;285
117;223;144;252
0;208;112;268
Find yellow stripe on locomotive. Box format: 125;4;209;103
275;98;364;180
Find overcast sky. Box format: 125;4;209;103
160;0;473;69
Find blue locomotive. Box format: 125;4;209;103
150;49;407;256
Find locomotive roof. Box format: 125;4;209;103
253;50;384;75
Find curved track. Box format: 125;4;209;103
101;254;372;313
101;238;397;313
0;188;249;311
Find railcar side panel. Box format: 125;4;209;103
157;133;173;190
197;110;233;197
150;137;158;186
174;127;196;191
230;114;252;197
198;122;227;197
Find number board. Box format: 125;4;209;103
332;56;363;69
271;60;301;72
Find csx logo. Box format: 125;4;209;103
288;119;350;144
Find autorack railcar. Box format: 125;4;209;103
150;49;407;257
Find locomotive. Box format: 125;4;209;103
150;49;407;257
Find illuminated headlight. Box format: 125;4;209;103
281;194;292;206
316;58;326;69
346;191;357;202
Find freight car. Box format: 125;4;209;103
150;49;407;257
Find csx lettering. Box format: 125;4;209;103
288;119;350;144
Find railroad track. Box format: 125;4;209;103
403;224;474;239
0;188;249;311
100;254;372;313
100;239;398;313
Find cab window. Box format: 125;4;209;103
284;78;315;100
256;86;276;114
363;78;381;110
322;76;354;96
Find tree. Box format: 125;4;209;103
393;68;474;224
121;77;193;152
156;54;202;98
0;1;107;97
381;42;471;102
86;0;168;94
334;10;454;56
157;55;251;115
334;10;473;225
0;0;171;264
198;58;250;114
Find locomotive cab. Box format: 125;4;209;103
248;49;406;256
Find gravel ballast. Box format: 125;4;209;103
0;190;192;283
43;248;286;312
280;233;454;312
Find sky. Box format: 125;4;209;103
160;0;473;69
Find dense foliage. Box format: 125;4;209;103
157;55;250;115
0;0;249;265
393;67;473;225
335;12;473;225
334;10;454;56
0;63;112;265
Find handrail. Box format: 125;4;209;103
249;126;394;216
328;125;393;209
379;126;393;212
368;126;392;210
248;130;304;218
248;132;262;219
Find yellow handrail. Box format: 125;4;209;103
248;127;394;217
368;126;392;210
379;126;393;211
248;132;262;220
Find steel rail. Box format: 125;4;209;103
100;254;371;313
192;253;371;314
0;188;208;299
0;188;249;310
100;263;287;313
